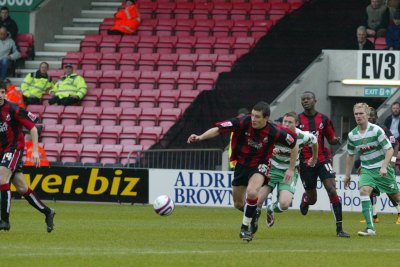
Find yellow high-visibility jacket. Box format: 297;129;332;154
21;72;54;98
50;73;87;99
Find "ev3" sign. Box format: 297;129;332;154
357;51;399;80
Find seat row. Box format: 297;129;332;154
28;105;185;127
47;69;218;90
100;18;274;38
41;124;164;148
44;143;145;165
62;52;237;72
115;1;301;21
79;35;255;55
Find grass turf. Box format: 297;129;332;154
1;200;399;267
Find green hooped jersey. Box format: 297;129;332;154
347;122;392;169
270;128;317;169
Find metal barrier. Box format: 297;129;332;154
126;149;224;170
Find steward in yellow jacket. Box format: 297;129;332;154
21;62;54;105
108;0;141;35
48;64;87;106
4;78;25;108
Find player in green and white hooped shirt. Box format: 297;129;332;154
344;103;400;236
256;112;318;228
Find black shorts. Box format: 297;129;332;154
232;163;269;187
299;160;335;190
0;149;24;173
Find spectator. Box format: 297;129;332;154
364;0;390;37
384;101;400;142
48;63;87;106
0;6;18;42
108;0;141;35
386;10;400;50
355;25;375;50
0;26;20;80
21;62;54;105
4;78;24;108
387;0;400;19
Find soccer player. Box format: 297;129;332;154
298;91;350;238
0;81;55;232
187;101;298;242
344;103;400;236
255;112;318;228
358;107;400;224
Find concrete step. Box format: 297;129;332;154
35;51;67;61
24;60;61;69
91;1;120;10
81;9;115;18
63;26;99;35
54;34;84;44
44;43;80;52
6;77;24;86
72;17;103;27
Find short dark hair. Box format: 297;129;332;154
252;101;270;117
391;101;400;107
0;7;9;12
302;91;316;100
0;81;6;90
237;108;249;116
283;111;299;122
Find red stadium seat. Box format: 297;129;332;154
119;107;142;126
43;143;63;162
119;126;143;145
99;35;122;53
232;20;253;37
80;34;102;53
211;2;232;20
231;3;252;20
81;106;102;126
140;2;157;19
47;69;65;80
99;88;122;107
138;53;160;71
192;1;213;19
177;71;199;90
119;89;141;108
120;70;141;89
119;53;141;71
100;107;122;126
176;36;197;54
159;89;180;108
100;125;122;145
197;72;218;91
81;88;102;107
174;2;194;19
139;107;161;127
215;54;237;72
81;144;103;163
62;51;84;69
60;106;84;125
138;70;160;90
80;52;102;71
249;3;271;20
41;124;64;143
137;36;159;54
156;35;178;54
60;124;84;144
155;2;176;19
159;107;182;122
137;90;161;108
174;19;195;37
158;53;178;71
60;144;83;163
192;19;215;38
99;17;114;35
100;144;123;164
83;70;102;88
100;52;122;71
179;90;200;105
214;37;235;55
99;70;122;89
138;19;158;36
233;37;255;56
176;54;198;71
159;71;179;90
195;36;216;54
26;105;45;121
81;125;103;144
213;20;234;37
42;105;64;125
139;126;163;143
195;54;218;72
118;35;141;53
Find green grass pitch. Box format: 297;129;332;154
1;200;399;267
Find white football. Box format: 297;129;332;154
153;195;175;216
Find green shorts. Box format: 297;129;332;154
359;166;399;195
267;166;299;194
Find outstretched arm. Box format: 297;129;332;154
187;127;220;144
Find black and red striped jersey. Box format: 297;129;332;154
0;100;37;153
298;112;336;162
216;115;297;168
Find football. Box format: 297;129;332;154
153;195;175;216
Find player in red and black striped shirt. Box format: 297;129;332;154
187;101;298;242
0;81;54;232
298;91;349;238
